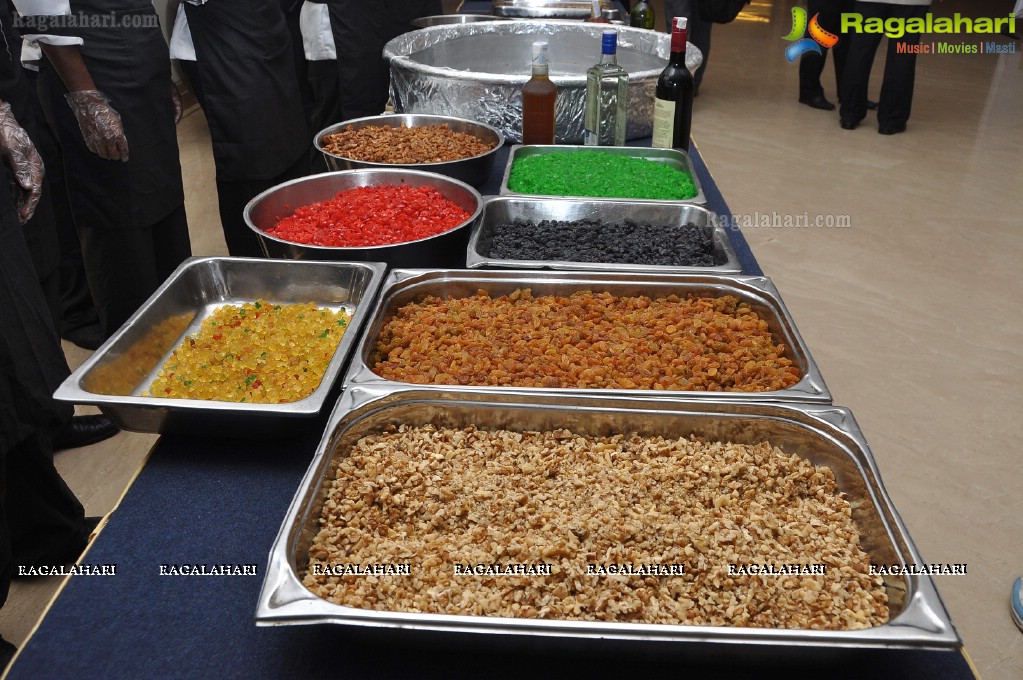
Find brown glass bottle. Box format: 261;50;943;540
585;0;611;23
521;41;557;145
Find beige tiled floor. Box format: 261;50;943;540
1;0;1020;677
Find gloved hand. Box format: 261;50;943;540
64;89;129;162
172;81;183;125
0;101;45;223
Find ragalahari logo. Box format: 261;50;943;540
783;6;839;61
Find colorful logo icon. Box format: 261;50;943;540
783;6;839;62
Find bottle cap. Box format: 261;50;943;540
601;30;617;55
531;41;549;68
674;16;688;32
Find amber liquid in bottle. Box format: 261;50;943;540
521;41;557;145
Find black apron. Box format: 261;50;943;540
183;0;310;182
35;0;184;230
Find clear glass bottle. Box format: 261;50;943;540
521;41;557;145
583;30;629;146
652;17;694;151
629;0;655;30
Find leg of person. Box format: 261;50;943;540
151;204;192;280
215;151;310;257
838;1;885;128
307;59;342;172
876;4;926;134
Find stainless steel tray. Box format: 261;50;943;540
256;386;960;653
467;197;740;273
343;269;830;403
500;145;707;205
54;257;386;439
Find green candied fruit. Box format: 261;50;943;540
507;151;697;200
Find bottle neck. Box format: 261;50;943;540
531;65;550;78
669;31;688;65
600;50;618;66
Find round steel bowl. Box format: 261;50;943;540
314;114;504;189
244;169;483;269
411;14;503;28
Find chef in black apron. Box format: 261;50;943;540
176;0;310;257
316;0;441;120
13;0;191;340
0;6;93;649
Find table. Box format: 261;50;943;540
7;147;976;680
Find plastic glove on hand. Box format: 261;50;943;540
0;101;44;223
64;90;129;162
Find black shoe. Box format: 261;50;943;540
866;100;879;110
0;635;16;671
878;123;907;135
799;93;835;111
840;119;858;130
53;415;119;451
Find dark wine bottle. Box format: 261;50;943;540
651;16;694;152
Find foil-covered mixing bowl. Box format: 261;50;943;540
384;20;703;144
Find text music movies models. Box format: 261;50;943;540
652;17;694;152
584;31;629;147
630;0;655;30
586;0;611;23
522;41;558;145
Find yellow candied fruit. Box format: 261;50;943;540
145;300;351;403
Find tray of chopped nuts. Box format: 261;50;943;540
256;386;960;652
342;269;831;403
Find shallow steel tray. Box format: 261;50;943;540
256;386;960;654
492;1;618;20
54;257;386;439
500;145;707;205
467;197;740;273
343;269;830;403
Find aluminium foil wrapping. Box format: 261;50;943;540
384;20;702;144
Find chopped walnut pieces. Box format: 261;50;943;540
302;425;889;629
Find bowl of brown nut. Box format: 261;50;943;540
315;114;504;188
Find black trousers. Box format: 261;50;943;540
798;0;854;100
839;2;928;129
0;201;86;608
322;0;441;120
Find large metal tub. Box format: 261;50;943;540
384;21;702;144
467;198;740;273
244;170;483;269
53;257;386;439
256;387;960;654
344;269;831;403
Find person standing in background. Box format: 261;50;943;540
300;0;341;159
315;0;441;121
171;0;311;257
13;0;192;341
663;0;712;95
797;0;853;110
839;0;931;134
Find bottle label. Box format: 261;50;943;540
651;97;675;149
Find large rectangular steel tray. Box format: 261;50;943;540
499;145;707;205
467;197;740;273
54;257;386;439
343;269;831;403
256;386;960;654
